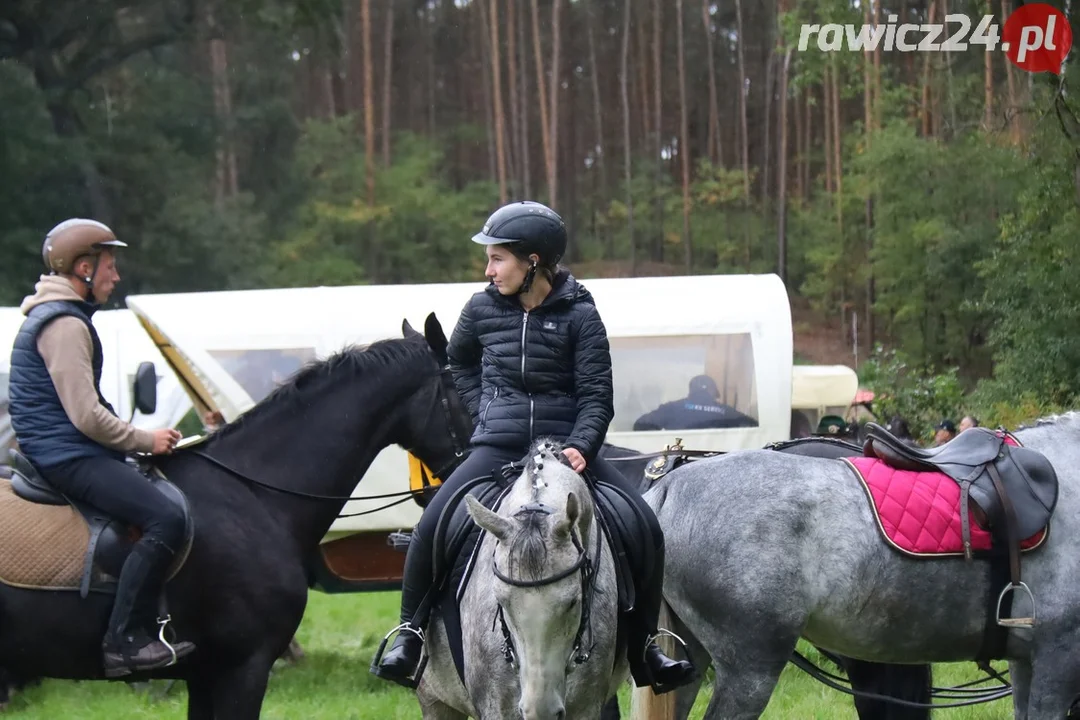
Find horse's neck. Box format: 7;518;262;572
204;370;411;551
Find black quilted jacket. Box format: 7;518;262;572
447;269;614;462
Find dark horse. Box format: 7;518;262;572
595;439;932;720
0;313;474;719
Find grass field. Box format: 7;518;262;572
1;590;1015;718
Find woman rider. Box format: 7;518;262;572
372;200;696;695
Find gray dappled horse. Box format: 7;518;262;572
640;416;1073;719
416;440;624;719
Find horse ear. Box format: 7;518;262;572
402;319;420;338
424;312;449;365
466;495;514;542
554;491;580;540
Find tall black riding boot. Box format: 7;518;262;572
371;530;434;688
626;541;697;694
102;538;196;678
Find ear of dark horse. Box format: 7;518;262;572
553;492;579;540
402;318;420;339
423;312;449;365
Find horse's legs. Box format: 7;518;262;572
842;658;931;720
209;656;275;720
186;671;216;720
1024;648;1080;720
1009;658;1033;720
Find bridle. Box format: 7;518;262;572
403;363;471;482
489;486;602;669
186;362;470;514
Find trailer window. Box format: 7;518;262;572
207;348;316;403
608;333;758;432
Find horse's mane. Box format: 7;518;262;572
210;336;429;441
1015;410;1080;432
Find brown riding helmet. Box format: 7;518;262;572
41;219;128;274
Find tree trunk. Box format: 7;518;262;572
488;0;508;203
636;4;651;148
701;0;721;166
206;2;238;205
735;0;750;203
921;1;937;136
676;0;692;272
735;0;751;265
529;0;552;202
362;0;375;206
381;1;395;166
762;46;775;210
1002;0;1020;142
507;0;521;196
651;0;663;262
984;0;994;131
778;48;792;284
621;0;636;275
802;92;811;203
831;55;843;236
548;0;562;208
585;0;610;256
824;69;833;194
518;0;532;199
794;85;804;204
476;0;497;183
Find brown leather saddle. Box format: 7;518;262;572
862;423;1059;628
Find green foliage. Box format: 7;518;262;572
858;344;965;442
976;114;1080;407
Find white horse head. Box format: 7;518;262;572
466;439;602;720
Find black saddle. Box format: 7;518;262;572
863;424;1058;541
6;449;194;598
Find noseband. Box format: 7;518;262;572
490;499;602;668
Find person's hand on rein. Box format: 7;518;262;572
151;428;182;455
561;447;586;473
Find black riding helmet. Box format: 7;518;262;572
472;201;567;295
472;201;567;263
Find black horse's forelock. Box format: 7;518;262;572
211;336;433;441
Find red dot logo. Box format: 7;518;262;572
1002;3;1072;74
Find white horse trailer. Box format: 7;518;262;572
124;273;794;590
791;364;860;434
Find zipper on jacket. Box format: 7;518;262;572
481;387;499;429
521;310;534;441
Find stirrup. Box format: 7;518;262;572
369;623;428;689
640;629;696;696
996;582;1036;629
645;628;688;652
156;614;179;666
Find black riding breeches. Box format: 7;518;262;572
399;444;524;624
43;456;187;553
587;455;667;643
399;445;668;643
